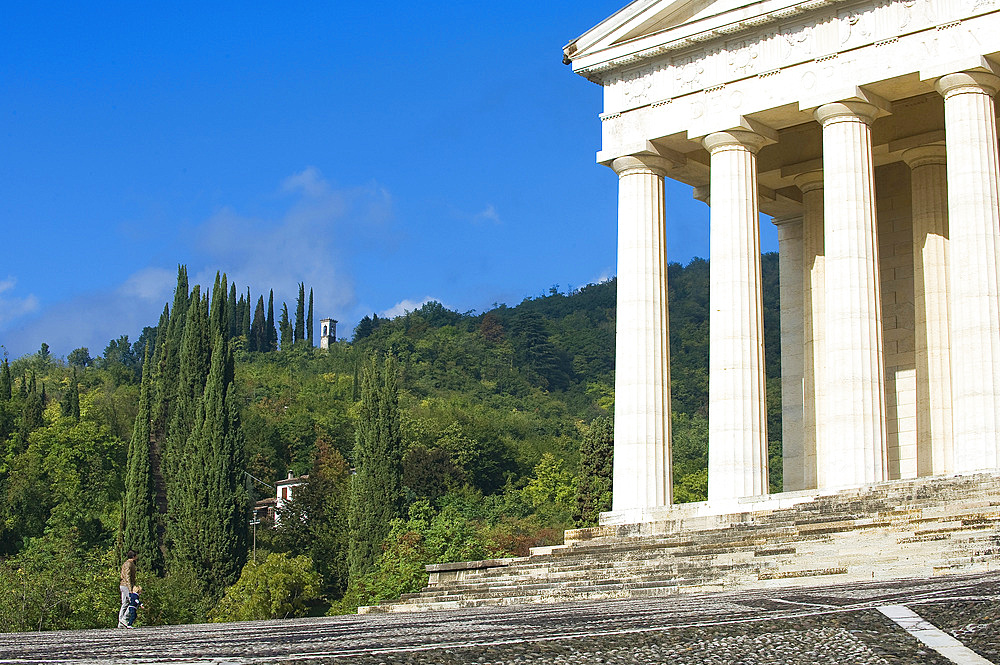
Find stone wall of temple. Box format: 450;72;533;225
876;162;916;480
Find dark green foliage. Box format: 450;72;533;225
574;416;613;526
1;358;11;402
60;368;80;421
348;354;404;579
100;335;140;386
132;327;158;369
248;296;267;352
509;311;572;391
170;330;248;597
306;288;314;347
152;266;190;441
274;439;350;596
354;315;375;341
294;283;305;342
122;346;163;573
67;348;93;369
164;287;210;553
242;288;251;338
228;283;238;339
266;290;277;352
279;303;292;349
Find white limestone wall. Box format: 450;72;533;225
876;162;917;480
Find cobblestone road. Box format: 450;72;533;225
1;571;997;664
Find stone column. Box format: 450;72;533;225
772;215;804;492
901;145;952;476
815;102;888;487
936;72;1000;473
611;154;673;511
704;130;769;501
797;170;824;491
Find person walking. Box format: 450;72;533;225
117;551;137;629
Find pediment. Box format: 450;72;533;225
566;0;770;61
565;0;826;78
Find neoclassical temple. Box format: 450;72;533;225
564;0;1000;519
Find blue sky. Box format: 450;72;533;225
0;1;777;359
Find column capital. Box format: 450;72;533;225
610;154;673;178
814;101;880;127
901;144;947;169
794;170;824;194
771;214;803;228
935;71;1000;100
702;129;771;155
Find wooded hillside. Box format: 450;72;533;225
0;253;781;629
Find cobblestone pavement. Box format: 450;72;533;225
1;571;998;664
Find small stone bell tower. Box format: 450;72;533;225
319;318;337;349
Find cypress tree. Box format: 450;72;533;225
172;331;248;595
574;416;614;527
348;353;403;579
164;286;211;557
248;296;266;352
208;272;227;342
227;283;238;339
279;304;292;349
307;288;314;347
236;293;246;337
266;290;276;352
123;346;164;573
60;368;80;421
0;358;11;402
242;288;252;338
17;373;44;451
294;283;305;342
152;266;190;440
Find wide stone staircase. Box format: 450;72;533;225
359;472;1000;613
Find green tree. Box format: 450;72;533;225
274;438;350;596
171;330;248;597
248;296;267;352
294;282;306;342
67;348;92;368
227;282;238;339
307;287;314;347
575;416;613;526
60;368;80;422
0;358;11;402
266;289;277;352
209;552;321;622
122;346;163;574
348;354;404;579
242;288;252;338
279;303;292;349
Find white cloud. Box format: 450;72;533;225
473;204;501;225
1;267;175;358
593;268;615;284
187;167;397;327
380;296;440;319
119;267;176;302
0;277;39;329
1;168;395;358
